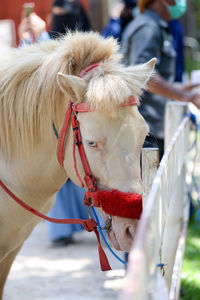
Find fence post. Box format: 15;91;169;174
121;104;190;299
142;148;159;204
164;101;188;150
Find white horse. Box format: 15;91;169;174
0;31;155;298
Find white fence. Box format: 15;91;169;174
121;102;191;300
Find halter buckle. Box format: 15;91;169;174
103;215;112;232
84;174;96;192
88;204;93;219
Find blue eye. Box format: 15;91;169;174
88;141;97;147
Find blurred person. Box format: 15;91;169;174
169;18;185;82
101;0;137;42
48;181;88;246
121;0;200;159
48;180;88;246
49;0;92;247
50;0;91;38
18;10;91;247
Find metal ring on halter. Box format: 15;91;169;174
88;205;112;231
102;215;112;232
88;204;93;219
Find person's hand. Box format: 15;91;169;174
189;92;200;109
182;90;200;109
30;13;46;39
182;82;200;92
18;14;32;40
111;2;125;19
18;12;46;41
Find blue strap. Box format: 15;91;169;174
91;207;168;269
91;207;128;266
52;123;59;140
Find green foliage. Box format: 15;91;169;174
190;0;200;36
192;0;200;7
185;55;200;77
181;217;200;299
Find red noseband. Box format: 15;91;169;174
85;190;142;219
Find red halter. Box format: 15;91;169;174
56;97;142;219
57;63;142;219
0;63;142;272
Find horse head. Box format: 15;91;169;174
55;36;155;252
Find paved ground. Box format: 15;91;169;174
4;221;126;300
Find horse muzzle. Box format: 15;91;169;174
84;189;142;219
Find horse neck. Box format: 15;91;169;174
0;104;68;202
1;141;66;194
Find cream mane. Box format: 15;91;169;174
0;31;150;159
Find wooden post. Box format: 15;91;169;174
142;147;159;204
164;101;188;150
121;114;190;299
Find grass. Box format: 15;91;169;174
181;215;200;300
181;128;200;299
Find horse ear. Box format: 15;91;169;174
128;58;156;85
142;58;156;83
57;72;86;101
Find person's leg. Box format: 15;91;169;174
47;182;75;246
47;180;89;246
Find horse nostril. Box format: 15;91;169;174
125;226;134;242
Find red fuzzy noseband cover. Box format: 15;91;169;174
84;189;142;219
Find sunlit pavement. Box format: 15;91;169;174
4;221;126;300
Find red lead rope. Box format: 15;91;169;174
0;179;111;271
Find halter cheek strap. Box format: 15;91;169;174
56;95;139;194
